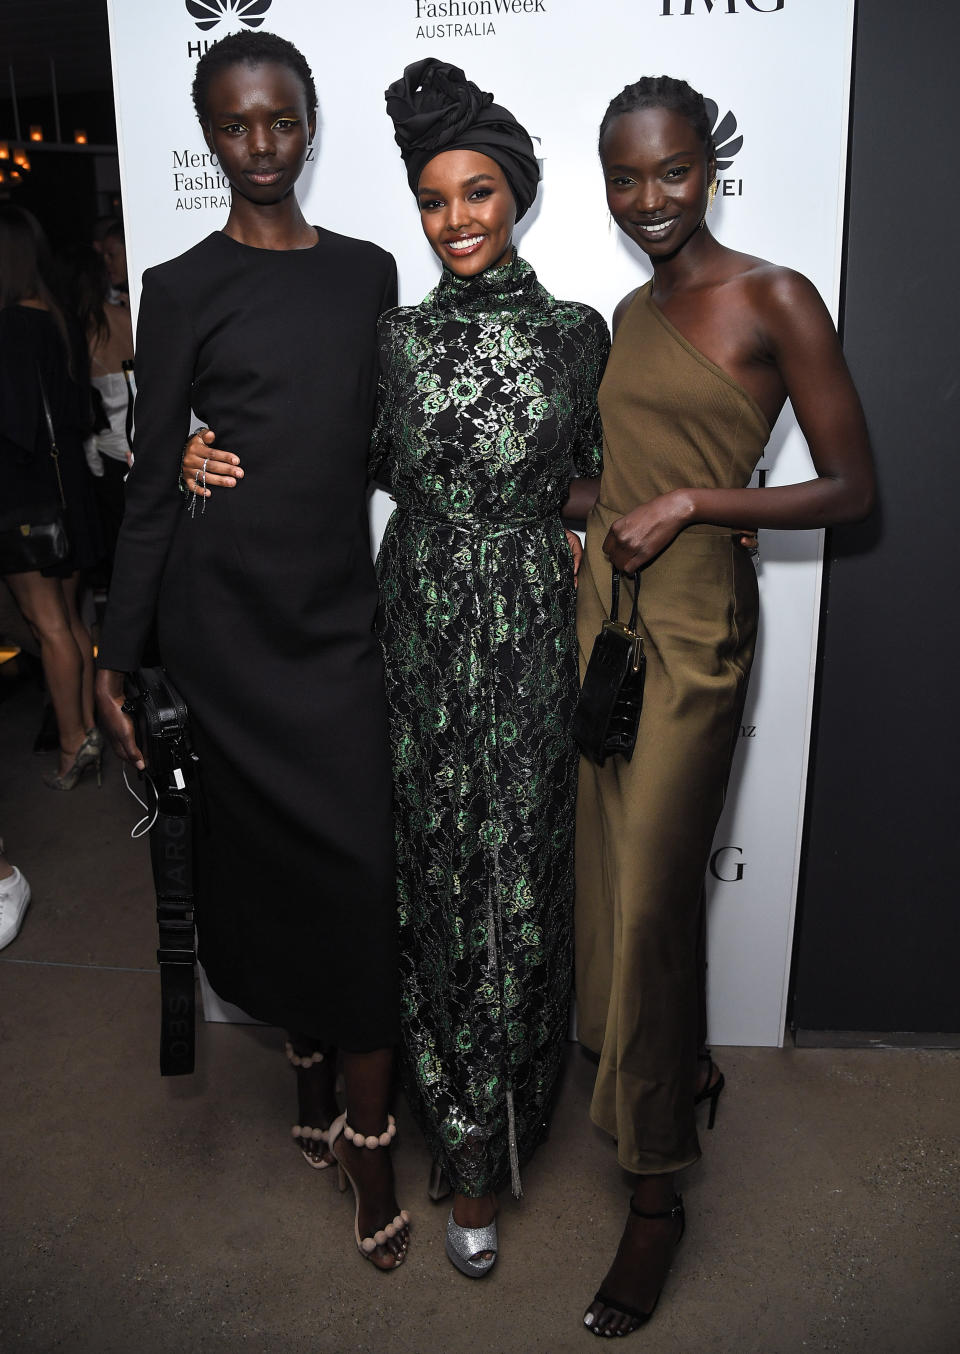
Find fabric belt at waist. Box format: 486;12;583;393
399;509;555;538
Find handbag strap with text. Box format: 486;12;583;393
151;786;196;1076
125;666;198;1077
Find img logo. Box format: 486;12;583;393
185;0;273;32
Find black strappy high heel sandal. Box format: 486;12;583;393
694;1048;725;1130
584;1194;685;1337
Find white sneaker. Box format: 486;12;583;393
0;867;31;949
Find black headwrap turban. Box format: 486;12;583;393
384;57;541;222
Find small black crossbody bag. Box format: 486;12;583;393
0;371;70;574
572;567;646;766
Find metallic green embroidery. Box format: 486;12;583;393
371;254;609;1197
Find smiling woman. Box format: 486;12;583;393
575;74;875;1338
415;152;517;274
371;56;609;1281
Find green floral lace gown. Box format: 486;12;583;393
372;255;609;1196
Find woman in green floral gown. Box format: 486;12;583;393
376;59;608;1273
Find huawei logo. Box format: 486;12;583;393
704;100;743;172
185;0;273;32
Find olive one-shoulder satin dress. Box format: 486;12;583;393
575;282;769;1174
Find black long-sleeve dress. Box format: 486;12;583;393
99;229;399;1048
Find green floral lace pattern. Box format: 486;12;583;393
372;256;609;1195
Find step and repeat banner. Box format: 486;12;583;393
106;0;855;1046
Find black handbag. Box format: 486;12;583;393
122;667;198;1076
572;567;645;766
0;372;70;575
0;513;69;574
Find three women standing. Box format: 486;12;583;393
148;41;874;1328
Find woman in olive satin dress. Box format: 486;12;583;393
576;76;875;1337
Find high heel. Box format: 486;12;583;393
43;730;103;791
694;1049;725;1129
428;1159;452;1201
445;1204;498;1279
584;1195;685;1337
286;1041;335;1169
328;1111;410;1271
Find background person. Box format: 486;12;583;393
100;222;128;301
63;244;135;572
0;837;31;949
0;205;103;790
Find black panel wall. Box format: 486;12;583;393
792;0;960;1039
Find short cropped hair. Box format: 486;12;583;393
191;30;317;124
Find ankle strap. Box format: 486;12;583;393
342;1113;397;1149
630;1193;684;1221
285;1041;324;1068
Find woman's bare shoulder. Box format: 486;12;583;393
721;251;824;313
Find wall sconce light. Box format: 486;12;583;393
73;130;88;145
12;150;30;170
0;169;6;185
0;143;8;160
29;125;43;142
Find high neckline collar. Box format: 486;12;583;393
427;252;540;315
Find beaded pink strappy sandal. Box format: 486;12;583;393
286;1041;335;1170
328;1111;411;1270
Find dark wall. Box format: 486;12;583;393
792;0;960;1036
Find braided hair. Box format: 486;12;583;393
191;30;317;124
598;75;715;163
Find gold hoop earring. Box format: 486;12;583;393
708;181;718;212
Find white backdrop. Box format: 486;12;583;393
106;0;855;1046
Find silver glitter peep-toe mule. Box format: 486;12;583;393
445;1209;498;1278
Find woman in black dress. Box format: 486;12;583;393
95;32;409;1270
1;205;103;789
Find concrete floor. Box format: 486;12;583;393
1;676;958;1354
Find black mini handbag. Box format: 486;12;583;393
122;667;198;1076
572;567;645;766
